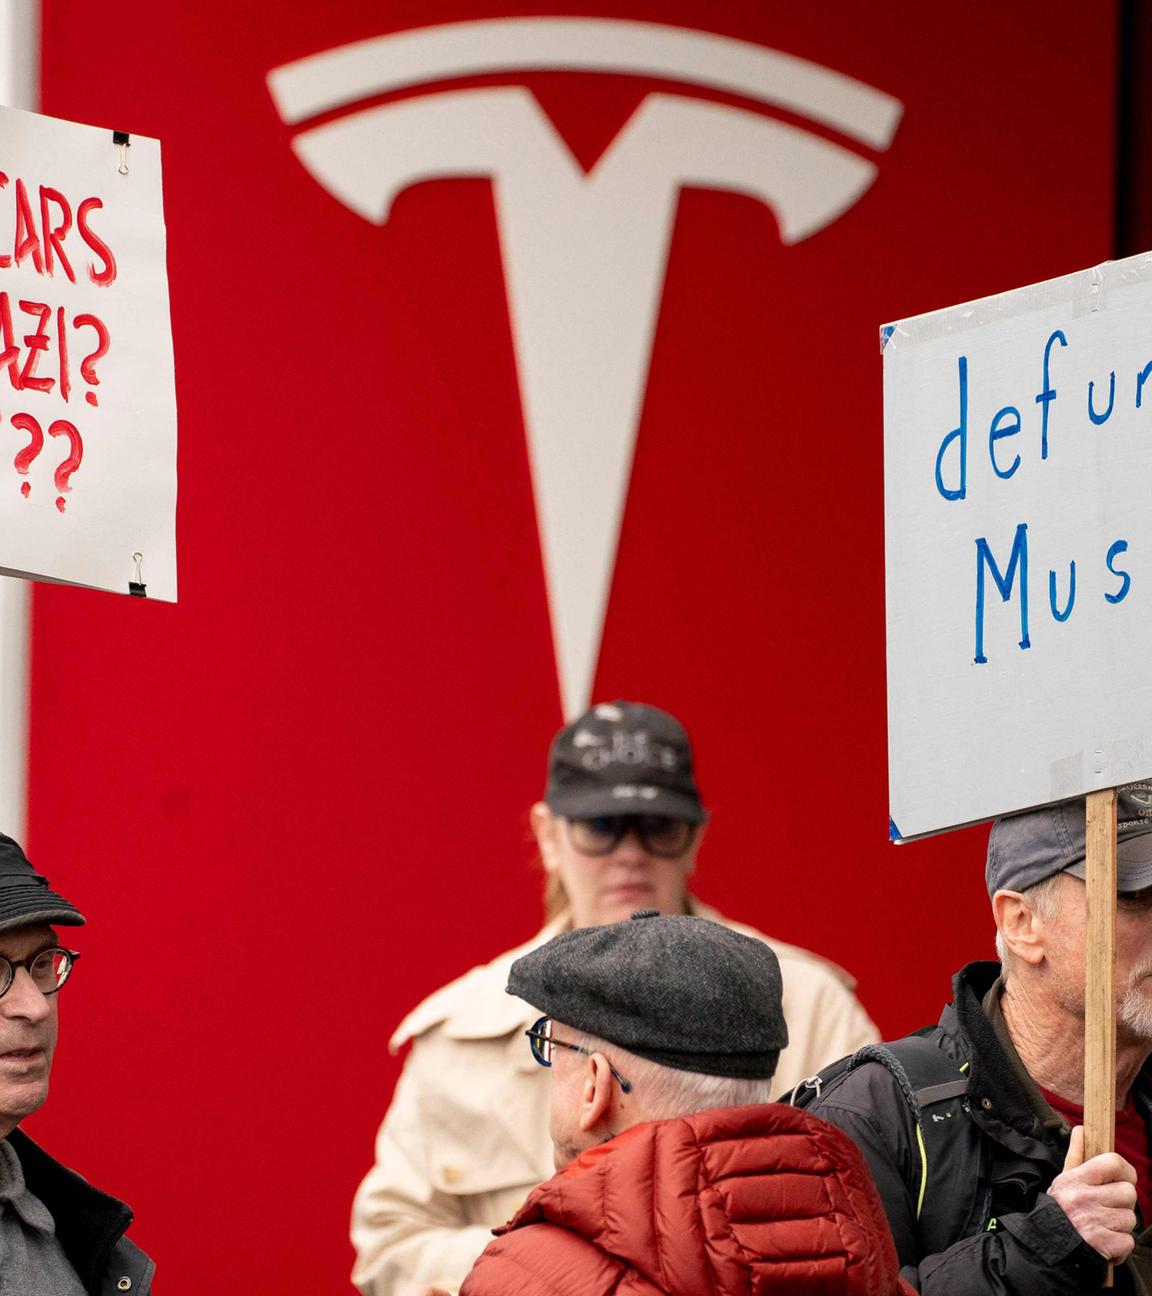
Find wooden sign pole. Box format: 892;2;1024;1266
1084;786;1118;1287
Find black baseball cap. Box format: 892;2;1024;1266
544;701;706;823
0;834;85;933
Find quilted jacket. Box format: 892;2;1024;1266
459;1101;912;1295
352;901;878;1296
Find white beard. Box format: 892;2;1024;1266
1119;964;1152;1039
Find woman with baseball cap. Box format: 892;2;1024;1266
350;700;879;1296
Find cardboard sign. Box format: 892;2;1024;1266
885;251;1152;841
0;107;176;599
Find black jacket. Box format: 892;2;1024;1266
8;1128;154;1296
809;961;1122;1294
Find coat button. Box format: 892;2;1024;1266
117;1281;132;1292
441;1164;461;1185
981;1097;993;1110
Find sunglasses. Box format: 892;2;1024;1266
564;814;697;858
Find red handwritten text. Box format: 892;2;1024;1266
3;408;85;508
0;176;116;286
0;292;109;403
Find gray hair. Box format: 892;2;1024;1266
568;1031;777;1116
993;872;1063;968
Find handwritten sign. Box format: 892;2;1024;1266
0;107;176;599
885;252;1152;840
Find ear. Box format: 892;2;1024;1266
530;802;562;875
577;1054;618;1134
993;888;1047;966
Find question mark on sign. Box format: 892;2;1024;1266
72;314;109;407
10;412;43;498
49;419;82;512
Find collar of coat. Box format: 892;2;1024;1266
389;912;572;1051
390;897;856;1052
391;898;712;1050
947;961;1152;1168
477;1102;908;1295
6;1128;133;1296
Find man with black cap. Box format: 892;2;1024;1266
803;782;1152;1293
417;912;907;1296
0;833;152;1295
351;701;877;1295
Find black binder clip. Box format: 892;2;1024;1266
112;130;130;175
129;551;147;598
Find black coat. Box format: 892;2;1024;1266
8;1128;153;1296
808;961;1124;1294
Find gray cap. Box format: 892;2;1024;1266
544;700;706;824
986;781;1152;896
507;910;786;1079
0;834;85;933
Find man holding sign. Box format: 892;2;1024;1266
802;787;1152;1291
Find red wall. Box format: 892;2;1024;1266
27;4;1117;1293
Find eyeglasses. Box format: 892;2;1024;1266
0;948;79;1000
564;815;697;859
525;1016;632;1092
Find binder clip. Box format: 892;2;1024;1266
129;552;147;598
112;130;130;176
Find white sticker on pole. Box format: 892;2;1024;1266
885;251;1152;841
0;106;176;600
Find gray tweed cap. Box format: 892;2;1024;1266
507;910;786;1079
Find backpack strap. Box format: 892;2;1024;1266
786;1053;858;1108
886;1033;972;1106
790;1030;970;1222
916;1077;971;1105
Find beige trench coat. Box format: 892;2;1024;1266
349;900;879;1295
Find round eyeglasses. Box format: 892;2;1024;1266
564;814;697;859
525;1016;631;1092
0;948;79;1000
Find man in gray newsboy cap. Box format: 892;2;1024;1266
806;783;1152;1294
0;833;153;1294
414;910;909;1296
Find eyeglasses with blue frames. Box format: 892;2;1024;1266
563;815;697;859
0;947;79;999
525;1016;632;1093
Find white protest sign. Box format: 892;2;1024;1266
885;251;1152;841
0;106;176;599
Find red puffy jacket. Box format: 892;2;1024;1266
460;1102;912;1295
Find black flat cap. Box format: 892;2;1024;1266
0;834;85;933
508;910;786;1079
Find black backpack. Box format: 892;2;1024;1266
789;1032;1051;1252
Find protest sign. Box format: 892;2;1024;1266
885;251;1152;841
0;106;176;599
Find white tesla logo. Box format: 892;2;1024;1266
268;19;902;716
